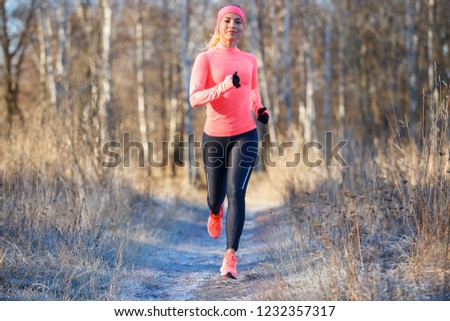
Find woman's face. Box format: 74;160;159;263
219;13;244;43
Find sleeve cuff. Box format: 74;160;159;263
221;74;234;93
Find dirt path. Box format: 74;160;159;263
118;197;282;301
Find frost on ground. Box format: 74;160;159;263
117;196;282;301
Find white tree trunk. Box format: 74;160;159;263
136;0;149;169
406;0;420;131
269;3;281;125
36;7;47;112
74;1;97;146
60;0;71;112
297;8;307;142
168;94;178;175
98;0;112;145
282;0;292;130
323;9;332;132
162;0;177;176
180;0;198;184
41;1;58;111
249;0;278;168
303;0;317;142
55;0;67;107
427;0;435;97
337;5;346;138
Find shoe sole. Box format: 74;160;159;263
221;272;237;279
208;227;221;239
208;210;223;239
209;231;220;239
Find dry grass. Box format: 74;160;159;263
1;83;448;301
256;85;449;300
0;112;170;300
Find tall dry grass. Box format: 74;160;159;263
0;110;168;300
1;83;447;301
257;84;449;300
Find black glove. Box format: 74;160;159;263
257;107;269;124
232;71;241;88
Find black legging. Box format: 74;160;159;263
202;128;258;251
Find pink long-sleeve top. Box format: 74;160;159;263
189;43;264;137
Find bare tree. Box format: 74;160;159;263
248;0;278;170
282;0;292;131
55;0;70;111
269;2;281;126
74;0;97;150
337;2;346;138
355;3;371;141
39;1;58;111
323;4;332;132
406;0;420;133
34;0;70;114
36;4;47;114
161;0;178;176
0;0;36;125
97;0;112;145
135;0;150;175
297;3;307;142
180;0;198;184
427;0;436;98
302;0;317;142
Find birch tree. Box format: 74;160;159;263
259;6;278;159
55;0;69;111
136;0;150;174
39;1;58;111
406;0;420;132
249;0;278;170
162;0;178;176
323;5;332;132
269;3;281;126
356;4;372;141
36;5;47;114
302;0;317;142
337;2;346;137
0;0;35;125
427;0;435;97
282;0;292;131
33;1;68;112
297;3;307;142
98;0;112;145
180;0;198;184
74;1;97;149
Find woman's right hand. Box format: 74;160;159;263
232;71;241;88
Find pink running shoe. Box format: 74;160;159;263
207;204;223;239
220;251;238;279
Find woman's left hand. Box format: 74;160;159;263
257;107;269;124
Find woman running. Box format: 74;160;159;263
189;4;269;279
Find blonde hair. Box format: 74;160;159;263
204;30;220;50
203;28;245;51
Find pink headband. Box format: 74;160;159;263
216;5;245;33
